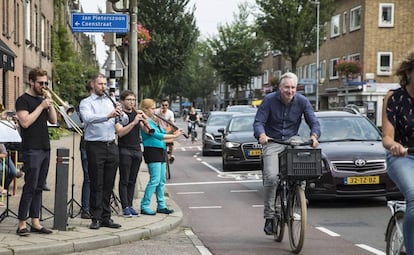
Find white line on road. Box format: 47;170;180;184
176;191;205;195
201;161;222;174
252;205;264;208
189;206;222;209
166;180;261;186
230;190;258;193
184;229;213;255
315;227;341;237
355;244;385;255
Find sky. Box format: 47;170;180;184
79;0;255;67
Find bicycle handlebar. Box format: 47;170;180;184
267;137;314;146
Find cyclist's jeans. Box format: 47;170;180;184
386;152;414;255
262;142;286;219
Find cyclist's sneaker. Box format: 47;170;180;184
169;155;175;164
293;213;301;221
122;207;132;218
129;207;140;217
264;218;274;235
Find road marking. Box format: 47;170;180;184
201;161;223;174
252;205;264;208
230;190;258;193
315;226;341;237
176;191;205;195
189;206;222;209
184;229;213;255
355;244;385;255
166;180;261;186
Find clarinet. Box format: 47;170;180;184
154;113;189;139
103;91;122;123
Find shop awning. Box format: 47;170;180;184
0;39;16;71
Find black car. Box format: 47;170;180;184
202;111;235;156
298;110;401;200
220;113;262;171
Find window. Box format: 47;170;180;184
330;14;340;38
377;52;392;76
40;15;45;52
350;6;361;31
263;70;269;84
342;12;347;34
273;70;282;79
320;60;326;80
330;58;340;80
309;63;316;80
24;0;31;42
349;53;361;62
379;3;394;27
297;67;303;80
303;65;307;78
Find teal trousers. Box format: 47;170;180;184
141;162;166;211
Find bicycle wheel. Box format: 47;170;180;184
273;186;285;242
288;185;307;254
165;152;171;180
386;211;405;255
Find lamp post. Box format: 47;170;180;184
311;1;320;111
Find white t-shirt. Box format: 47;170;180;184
155;108;175;129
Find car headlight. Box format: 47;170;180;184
225;142;240;148
204;133;214;141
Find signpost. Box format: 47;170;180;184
71;13;128;33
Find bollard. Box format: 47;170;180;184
53;148;69;230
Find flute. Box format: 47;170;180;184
132;107;155;135
154;113;189;138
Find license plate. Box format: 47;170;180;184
344;176;379;185
248;149;262;156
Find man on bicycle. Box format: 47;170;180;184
253;72;320;235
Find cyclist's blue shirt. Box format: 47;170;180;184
253;91;321;140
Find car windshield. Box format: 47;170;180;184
226;106;257;113
298;116;382;142
207;115;233;126
228;115;254;132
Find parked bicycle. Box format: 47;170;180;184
269;137;322;254
385;200;406;255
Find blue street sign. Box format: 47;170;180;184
71;13;129;33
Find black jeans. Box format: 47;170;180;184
118;147;142;209
17;149;50;220
85;141;119;222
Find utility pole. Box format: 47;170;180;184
311;1;320;111
108;0;138;99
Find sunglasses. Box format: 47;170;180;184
36;81;49;86
162;104;169;107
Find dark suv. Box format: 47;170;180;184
298;110;401;200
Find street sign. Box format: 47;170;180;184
71;13;129;33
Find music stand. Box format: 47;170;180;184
60;109;83;218
0;120;22;223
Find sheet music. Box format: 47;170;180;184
0;120;22;143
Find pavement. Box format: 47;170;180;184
0;133;182;255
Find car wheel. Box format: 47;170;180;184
202;150;210;156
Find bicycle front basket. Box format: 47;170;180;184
279;148;322;179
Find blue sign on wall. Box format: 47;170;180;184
71;13;129;33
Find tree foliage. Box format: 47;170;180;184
256;0;335;72
208;3;265;105
137;0;199;99
52;1;98;106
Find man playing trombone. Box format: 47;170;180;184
15;67;57;236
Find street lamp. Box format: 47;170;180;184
311;1;320;111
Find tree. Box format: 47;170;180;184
137;0;199;99
208;3;265;105
256;0;335;72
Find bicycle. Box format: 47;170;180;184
188;120;198;143
385;200;406;255
269;137;322;254
165;150;171;180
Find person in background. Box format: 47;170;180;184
185;107;200;139
79;80;93;219
253;72;320;236
0;144;23;192
115;90;145;218
382;50;414;255
15;67;58;236
139;98;181;215
155;99;176;163
79;73;128;230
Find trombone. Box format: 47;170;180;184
42;88;83;136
